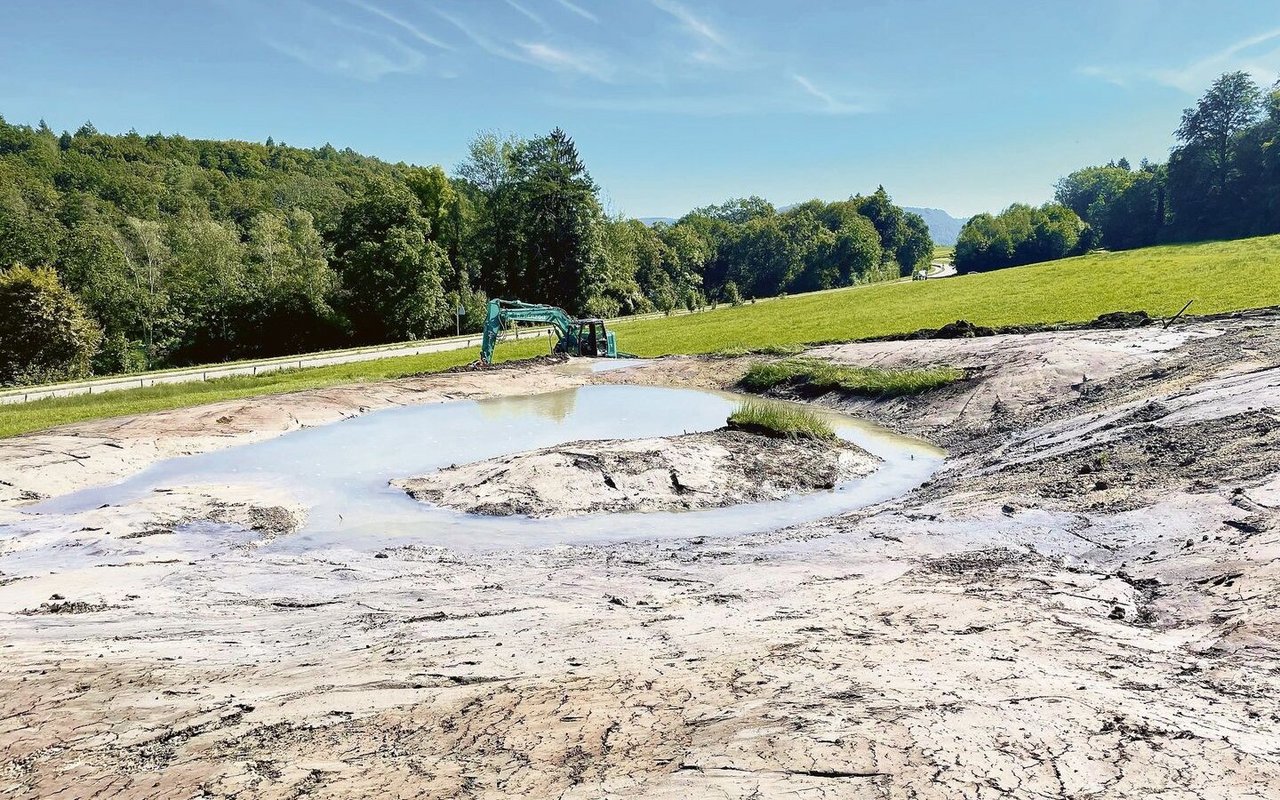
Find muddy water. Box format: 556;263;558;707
17;386;942;551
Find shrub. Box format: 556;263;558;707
0;265;103;386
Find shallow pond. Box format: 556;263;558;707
18;385;944;552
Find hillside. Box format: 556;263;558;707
903;207;969;245
5;233;1278;437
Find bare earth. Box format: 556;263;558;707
2;311;1280;799
394;430;878;517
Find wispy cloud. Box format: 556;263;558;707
650;0;731;63
1080;27;1280;93
266;37;424;81
554;0;599;24
343;0;453;51
517;42;612;80
437;8;612;81
504;0;547;30
791;73;866;115
260;0;427;81
435;8;525;63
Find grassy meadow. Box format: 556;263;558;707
3;234;1278;438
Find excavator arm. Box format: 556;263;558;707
479;299;573;365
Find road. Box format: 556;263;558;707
1;266;960;406
926;259;958;278
0;327;557;405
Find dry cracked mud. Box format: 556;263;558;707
3;310;1280;799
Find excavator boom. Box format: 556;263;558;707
479;299;624;365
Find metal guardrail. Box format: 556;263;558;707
0;291;794;406
0;327;559;405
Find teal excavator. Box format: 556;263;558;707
478;299;630;365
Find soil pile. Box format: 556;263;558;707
394;429;879;517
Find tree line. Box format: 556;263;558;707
956;70;1280;273
0;118;931;386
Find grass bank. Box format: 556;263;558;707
0;339;548;438
609;235;1280;357
741;359;965;398
727;399;835;441
3;234;1278;438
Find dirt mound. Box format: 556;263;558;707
933;319;996;339
882;310;1155;343
431;353;571;375
394;429;879;517
1089;310;1152;329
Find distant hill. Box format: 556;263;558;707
903;207;969;246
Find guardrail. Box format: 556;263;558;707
0;327;559;405
0;284;847;406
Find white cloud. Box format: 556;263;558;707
554;0;599;24
260;0;427;81
266;37;424;81
650;0;733;65
504;0;547;30
343;0;453;51
1080;27;1280;94
517;42;612;81
791;73;866;115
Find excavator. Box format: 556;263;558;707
477;299;630;365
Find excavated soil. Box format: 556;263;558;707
2;311;1280;799
395;429;879;517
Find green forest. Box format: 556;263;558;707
0;120;931;387
956;71;1280;273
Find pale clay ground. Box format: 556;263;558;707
2;312;1280;799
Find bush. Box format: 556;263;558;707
722;280;743;306
727;398;835;440
741;358;964;398
92;331;147;375
0;265;103;386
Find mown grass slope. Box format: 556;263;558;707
611;235;1280;356
3;234;1278;438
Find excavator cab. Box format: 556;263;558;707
566;319;616;357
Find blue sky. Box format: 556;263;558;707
3;1;1280;218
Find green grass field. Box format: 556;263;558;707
610;235;1280;356
3;234;1279;438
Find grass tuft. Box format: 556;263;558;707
741;358;964;398
727;399;835;441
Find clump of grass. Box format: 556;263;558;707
741;358;964;398
726;399;835;441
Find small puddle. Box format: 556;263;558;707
14;386;943;554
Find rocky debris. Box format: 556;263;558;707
20;599;113;615
395;429;879;517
